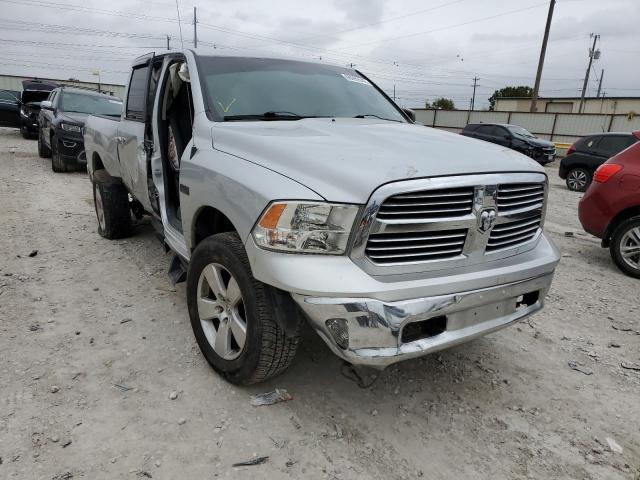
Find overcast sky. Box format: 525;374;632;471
1;0;638;108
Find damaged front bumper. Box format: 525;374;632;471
292;272;553;368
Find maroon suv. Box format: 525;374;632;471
579;141;640;278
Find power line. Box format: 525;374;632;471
335;2;548;50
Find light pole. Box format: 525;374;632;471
92;69;101;93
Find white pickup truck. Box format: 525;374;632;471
84;50;560;384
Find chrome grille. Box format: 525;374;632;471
487;214;541;252
365;229;467;264
496;183;544;213
376;187;474;221
352;173;548;275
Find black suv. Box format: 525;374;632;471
461;123;556;165
559;132;640;191
38;87;122;172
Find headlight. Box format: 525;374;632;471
252;202;359;254
60;123;81;133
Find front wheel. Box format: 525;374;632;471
566;168;591;192
51;134;70;173
38;130;51;158
610;217;640;279
186;232;300;385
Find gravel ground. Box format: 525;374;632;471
1;126;639;480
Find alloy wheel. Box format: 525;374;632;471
197;263;247;360
567;170;587;190
620;226;640;271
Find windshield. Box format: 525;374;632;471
60;92;123;116
198;56;406;122
507;125;536;138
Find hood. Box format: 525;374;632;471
521;136;554;148
58;112;89;125
212;118;544;203
21;90;52;104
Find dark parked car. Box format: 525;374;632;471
0;80;58;137
0;89;21;128
461;123;556;165
38;86;122;172
559;132;640;191
19;80;58;138
578;141;640;278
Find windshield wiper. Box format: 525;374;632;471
224;111;310;121
353;114;402;122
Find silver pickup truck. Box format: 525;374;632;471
84;50;560;385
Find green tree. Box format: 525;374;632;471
488;86;533;111
430;97;455;110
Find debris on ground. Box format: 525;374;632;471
50;385;60;393
28;250;38;257
120;318;132;324
564;231;574;237
606;437;623;454
62;440;72;448
114;384;133;392
250;388;292;407
136;471;152;478
568;361;593;375
620;362;640;372
168;391;178;400
232;456;269;467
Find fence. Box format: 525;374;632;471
414;109;640;152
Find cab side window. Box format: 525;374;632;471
126;65;149;121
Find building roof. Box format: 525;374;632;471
497;96;640;101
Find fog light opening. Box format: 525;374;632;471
516;291;539;310
325;318;349;350
62;141;77;148
401;315;447;344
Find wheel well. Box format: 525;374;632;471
602;206;640;247
192;206;237;249
92;152;105;172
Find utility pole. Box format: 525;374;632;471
530;0;555;112
471;76;479;111
596;68;604;98
193;6;198;49
579;34;600;113
166;35;170;50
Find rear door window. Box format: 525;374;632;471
126;65;150;120
597;135;634;156
476;125;496;136
0;90;19;104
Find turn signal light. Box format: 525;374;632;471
593;164;623;183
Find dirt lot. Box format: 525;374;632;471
0;126;639;480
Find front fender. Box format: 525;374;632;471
179;147;323;252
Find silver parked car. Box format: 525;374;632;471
84;51;560;384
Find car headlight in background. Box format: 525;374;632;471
60;123;82;133
252;202;359;254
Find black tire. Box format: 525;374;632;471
609;216;640;279
51;134;70;173
92;170;132;239
187;232;300;385
38;129;51;158
21;126;31;139
565;167;591;192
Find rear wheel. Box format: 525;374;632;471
566;168;591;192
187;232;300;385
38;130;51;158
610;217;640;279
51;134;70;173
92;170;132;239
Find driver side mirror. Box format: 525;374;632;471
402;108;416;122
40;100;53;110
